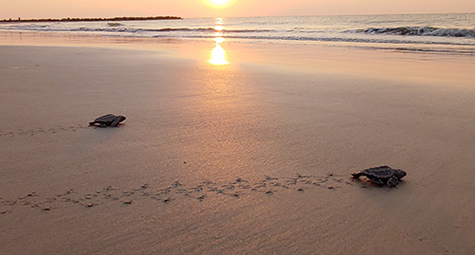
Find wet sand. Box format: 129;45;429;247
1;32;475;254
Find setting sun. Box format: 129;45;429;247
205;0;235;9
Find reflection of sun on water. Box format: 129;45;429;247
214;37;225;44
209;18;229;66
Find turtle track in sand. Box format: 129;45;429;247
0;173;355;214
0;122;127;137
0;124;89;137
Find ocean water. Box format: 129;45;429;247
1;13;475;55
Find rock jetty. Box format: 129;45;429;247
1;16;183;23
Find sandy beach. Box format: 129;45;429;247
1;31;475;254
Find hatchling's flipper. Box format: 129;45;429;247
111;118;121;127
371;179;385;186
387;177;400;188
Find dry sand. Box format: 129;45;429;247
1;32;475;254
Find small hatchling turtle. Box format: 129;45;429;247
351;165;406;188
89;114;126;127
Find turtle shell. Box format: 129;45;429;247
93;114;117;124
89;114;126;127
361;165;395;179
352;165;406;187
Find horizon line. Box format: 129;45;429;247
1;11;473;21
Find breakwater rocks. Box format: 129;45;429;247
1;16;183;23
0;173;353;214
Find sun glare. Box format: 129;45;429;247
209;18;229;66
209;44;229;65
205;0;235;8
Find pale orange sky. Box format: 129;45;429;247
1;0;474;19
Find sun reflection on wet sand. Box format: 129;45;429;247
209;41;229;65
208;18;229;66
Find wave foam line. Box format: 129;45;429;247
350;26;475;37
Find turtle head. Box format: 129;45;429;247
394;169;406;179
117;115;126;122
111;115;126;127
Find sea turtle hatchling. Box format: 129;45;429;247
352;165;406;188
89;114;126;127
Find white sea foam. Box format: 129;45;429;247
352;26;475;37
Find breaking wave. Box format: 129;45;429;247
0;24;271;34
350;26;475;37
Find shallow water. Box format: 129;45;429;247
1;13;475;55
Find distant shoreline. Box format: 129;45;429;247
0;16;183;23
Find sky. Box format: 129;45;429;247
1;0;474;19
